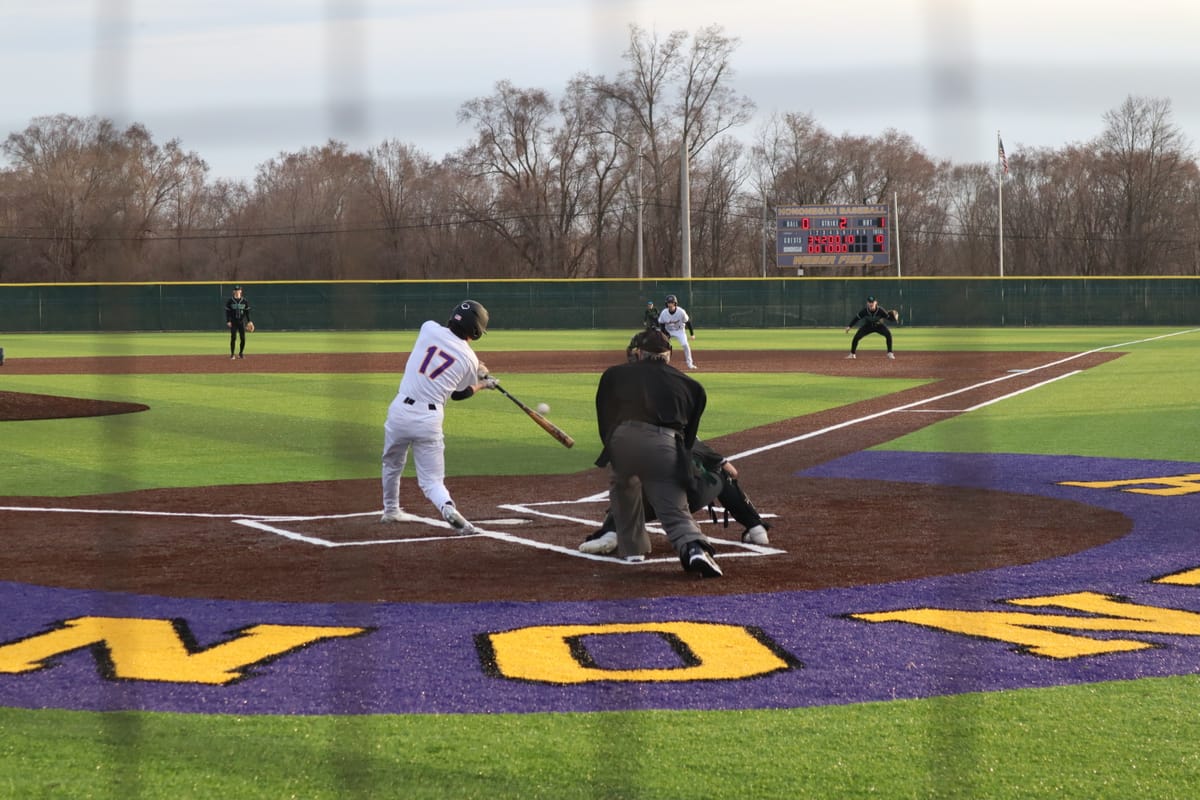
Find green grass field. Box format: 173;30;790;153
3;326;1200;798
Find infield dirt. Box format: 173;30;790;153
1;349;1129;603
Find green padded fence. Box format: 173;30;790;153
2;278;1199;332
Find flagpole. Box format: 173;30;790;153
997;130;1005;278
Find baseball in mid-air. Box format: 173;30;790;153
536;402;550;415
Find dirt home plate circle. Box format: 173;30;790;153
7;347;1196;716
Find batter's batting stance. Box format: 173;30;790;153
380;300;498;534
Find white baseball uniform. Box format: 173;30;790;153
381;320;481;516
657;305;695;368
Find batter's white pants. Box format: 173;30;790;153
381;399;454;515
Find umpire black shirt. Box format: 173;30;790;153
595;359;707;466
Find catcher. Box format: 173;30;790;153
844;294;898;360
225;284;254;359
580;438;772;555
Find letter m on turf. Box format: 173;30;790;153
851;592;1200;659
0;617;367;685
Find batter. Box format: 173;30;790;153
380;300;497;533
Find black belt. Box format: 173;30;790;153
403;397;437;411
621;419;680;435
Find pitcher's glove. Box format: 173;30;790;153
246;321;255;333
888;310;900;323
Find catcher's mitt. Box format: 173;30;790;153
888;309;900;323
246;321;255;333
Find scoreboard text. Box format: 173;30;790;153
776;204;891;268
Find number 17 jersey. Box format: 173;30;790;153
395;320;480;407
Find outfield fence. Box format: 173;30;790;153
2;277;1198;332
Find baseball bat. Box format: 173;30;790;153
491;382;575;448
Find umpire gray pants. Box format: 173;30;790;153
606;420;705;559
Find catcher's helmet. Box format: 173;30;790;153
665;294;678;304
448;299;489;340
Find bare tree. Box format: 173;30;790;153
592;24;754;277
2;115;124;280
690;137;751;275
1096;95;1194;274
363;140;440;278
454;79;600;277
249;140;370;279
114;123;208;279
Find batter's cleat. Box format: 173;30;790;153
845;353;856;359
886;352;895;359
579;530;618;555
441;503;477;534
230;355;237;360
682;541;722;578
742;524;770;546
380;509;405;523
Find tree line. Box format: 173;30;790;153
2;25;1197;283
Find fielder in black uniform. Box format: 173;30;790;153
642;300;659;329
844;295;896;359
225;285;253;359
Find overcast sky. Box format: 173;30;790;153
2;0;1197;182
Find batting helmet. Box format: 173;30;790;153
665;294;678;304
448;300;489;340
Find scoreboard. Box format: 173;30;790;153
776;204;890;268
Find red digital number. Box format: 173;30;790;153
875;234;885;244
800;217;810;230
839;217;847;228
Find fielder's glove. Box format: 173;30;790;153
246;321;255;333
888;310;899;323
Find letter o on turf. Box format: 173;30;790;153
483;621;795;684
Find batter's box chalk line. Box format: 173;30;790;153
1;501;784;560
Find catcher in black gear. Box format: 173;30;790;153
580;438;771;554
844;295;897;359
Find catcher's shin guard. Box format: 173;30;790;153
716;478;766;530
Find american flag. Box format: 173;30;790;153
998;133;1009;175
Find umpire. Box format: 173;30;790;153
844;295;897;359
225;285;253;359
594;328;722;577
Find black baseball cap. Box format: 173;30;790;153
639;329;672;353
234;285;243;290
866;295;876;302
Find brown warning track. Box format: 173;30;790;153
0;348;1130;603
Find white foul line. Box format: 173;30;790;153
727;328;1199;462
